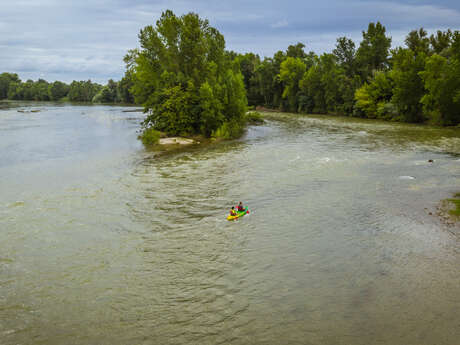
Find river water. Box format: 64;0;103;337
1;102;459;345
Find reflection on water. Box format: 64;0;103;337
0;104;459;345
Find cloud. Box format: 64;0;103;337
271;20;289;29
0;0;459;83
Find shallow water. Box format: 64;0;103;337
1;103;459;345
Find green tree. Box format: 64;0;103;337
220;64;248;122
430;30;453;55
198;81;224;136
391;47;426;122
48;81;69;101
235;53;263;105
150;84;196;135
356;22;392;80
300;55;324;113
405;28;430;56
93;79;119;103
333;37;357;78
299;53;354;115
420;32;460;125
68;81;83;101
318;54;348;114
117;72;135;103
7;80;24;100
254;58;277;106
286;42;307;59
21;80;35;100
31;79;50;101
126;10;247;137
354;71;394;119
0;73;20;99
68;80;101;102
271;50;287;109
279;57;306;112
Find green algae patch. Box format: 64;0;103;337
447;193;460;217
437;193;460;227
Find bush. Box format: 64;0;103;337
212;119;245;139
376;102;398;120
139;127;161;146
245;111;264;124
92;92;103;103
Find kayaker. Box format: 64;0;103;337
230;206;237;217
237;202;244;212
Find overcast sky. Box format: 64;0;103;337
1;0;459;83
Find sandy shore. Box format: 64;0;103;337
159;137;197;145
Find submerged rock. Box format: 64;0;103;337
17;109;40;113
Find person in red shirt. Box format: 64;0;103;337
237;202;244;212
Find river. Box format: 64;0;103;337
1;102;459;345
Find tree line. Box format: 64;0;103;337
0;73;134;104
233;24;460;126
1;12;459;134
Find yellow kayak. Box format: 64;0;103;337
227;207;249;221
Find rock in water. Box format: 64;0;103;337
399;176;416;180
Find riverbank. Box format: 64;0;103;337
255;106;460;128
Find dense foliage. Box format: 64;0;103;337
2;17;458;128
125;10;247;138
0;73;134;103
234;24;460;126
